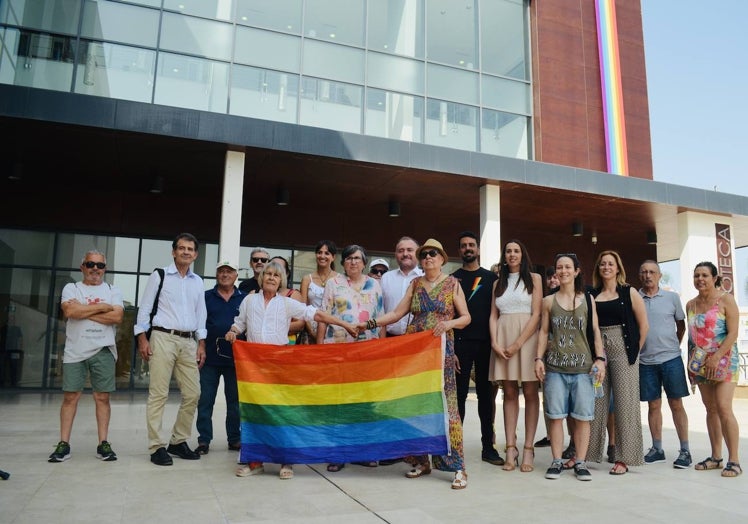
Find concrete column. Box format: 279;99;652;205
219;149;245;266
479;185;501;270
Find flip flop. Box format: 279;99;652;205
326;463;345;472
609;461;628;475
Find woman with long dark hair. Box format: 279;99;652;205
489;240;542;472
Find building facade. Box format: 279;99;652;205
1;0;747;389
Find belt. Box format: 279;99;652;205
151;326;195;339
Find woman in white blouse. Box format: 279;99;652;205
225;261;356;479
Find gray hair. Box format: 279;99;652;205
81;249;106;264
260;261;287;290
250;247;269;258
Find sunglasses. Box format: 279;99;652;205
370;268;387;275
419;249;440;260
555;252;577;261
83;261;106;269
251;257;269;264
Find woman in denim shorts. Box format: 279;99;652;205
535;254;605;481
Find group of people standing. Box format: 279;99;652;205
47;231;742;490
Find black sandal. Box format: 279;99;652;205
721;462;742;477
695;457;723;471
326;463;345;472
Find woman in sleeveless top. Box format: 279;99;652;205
488;240;542;472
686;261;741;477
535;253;604;480
367;239;471;490
300;240;338;342
588;250;649;475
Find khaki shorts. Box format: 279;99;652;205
62;348;116;392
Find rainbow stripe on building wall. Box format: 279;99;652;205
595;0;629;176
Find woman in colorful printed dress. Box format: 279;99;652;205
367;238;471;489
488;240;543;473
686;261;741;477
316;244;384;472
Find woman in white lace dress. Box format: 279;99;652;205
489;240;543;473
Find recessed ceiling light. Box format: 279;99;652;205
329;33;336;38
172;68;179;73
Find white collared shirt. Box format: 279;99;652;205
380;266;423;335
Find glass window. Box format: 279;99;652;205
302;39;363;85
74;40;156;103
299;77;361;134
367;51;423;95
0;30;75;92
163;0;236;22
154;52;229;113
55;234;140;272
0;268;53;388
139;239;174;274
234;26;301;72
481;0;528;80
235;0;302;34
365;88;423;143
480;109;529;159
304;0;364;47
425;99;477;152
481;75;530;114
81;0;159;48
367;0;423;58
427;63;478;105
160;12;233;62
426;0;477;69
0;0;80;35
0;229;55;267
230;65;299;124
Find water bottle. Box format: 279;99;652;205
592;366;604;398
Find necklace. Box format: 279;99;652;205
424;273;443;288
316;270;332;287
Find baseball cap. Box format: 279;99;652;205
216;260;238;271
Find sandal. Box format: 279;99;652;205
562;457;576;470
405;463;431;478
326;463;345;472
503;445;518;471
609;461;628;475
721;462;742;477
520;446;535;473
451;470;468;490
279;464;293;480
695;457;723;471
561;443;576;460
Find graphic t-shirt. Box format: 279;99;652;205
61;282;123;363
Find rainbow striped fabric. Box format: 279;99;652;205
233;331;449;464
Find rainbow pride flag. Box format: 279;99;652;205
233;331;449;464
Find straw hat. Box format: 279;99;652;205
416;238;448;261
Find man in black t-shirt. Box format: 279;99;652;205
452;231;504;466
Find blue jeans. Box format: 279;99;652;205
639;355;690;402
543;371;595;421
196;365;240;445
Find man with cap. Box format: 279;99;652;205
368;258;389;280
451;231;504;466
196;260;247;455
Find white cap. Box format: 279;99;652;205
216;260;238;271
369;258;390;270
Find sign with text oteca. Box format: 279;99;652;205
715;223;734;294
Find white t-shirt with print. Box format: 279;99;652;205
61;282;124;363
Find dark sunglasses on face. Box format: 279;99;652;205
251;257;269;264
419;249;439;260
83;261;106;269
370;268;386;275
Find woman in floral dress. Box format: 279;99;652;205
369;238;471;489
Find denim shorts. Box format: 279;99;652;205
543;371;595;421
639;355;690;402
62;348;116;392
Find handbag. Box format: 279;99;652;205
687;347;729;381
